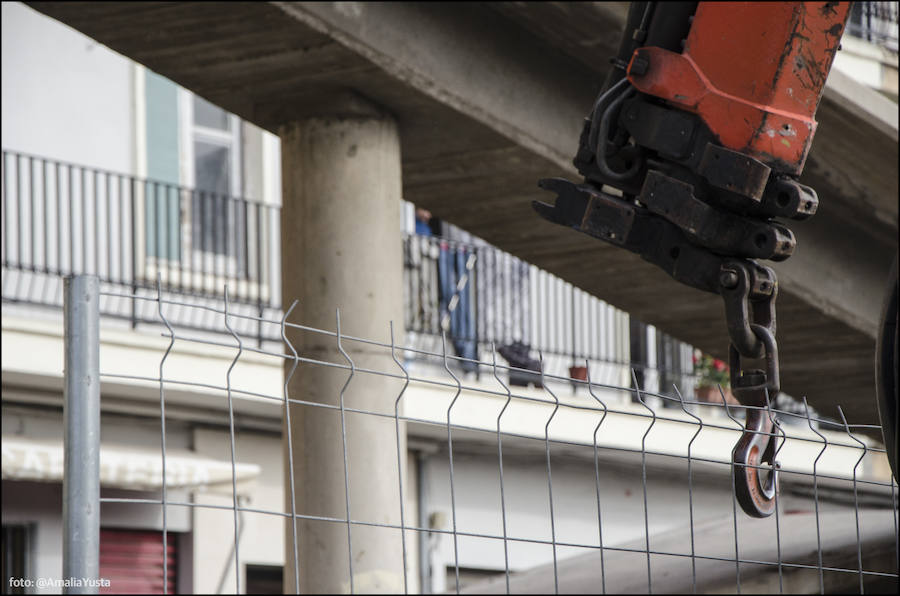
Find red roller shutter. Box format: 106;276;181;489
100;529;176;594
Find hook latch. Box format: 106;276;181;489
730;324;780;518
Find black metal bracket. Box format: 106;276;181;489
535;177;780;366
535;177;727;295
639;171;795;261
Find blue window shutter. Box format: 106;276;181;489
145;70;180;260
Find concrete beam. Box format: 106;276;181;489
271;1;605;174
276;1;897;340
773;206;894;338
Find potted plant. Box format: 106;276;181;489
693;351;736;404
568;365;588;381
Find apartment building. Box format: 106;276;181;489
2;2;896;593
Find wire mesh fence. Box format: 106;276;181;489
58;274;898;594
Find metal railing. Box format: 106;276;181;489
2;149;690;383
847;1;899;51
1;149;281;344
403;233;693;389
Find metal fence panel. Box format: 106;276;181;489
55;276;899;594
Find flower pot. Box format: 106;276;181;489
569;366;588;381
696;385;737;405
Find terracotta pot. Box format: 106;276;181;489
569;365;588;381
696;385;738;405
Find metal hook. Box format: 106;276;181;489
732;396;779;518
724;381;778;518
729;324;780;518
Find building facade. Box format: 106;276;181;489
2;2;896;594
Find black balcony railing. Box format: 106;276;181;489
402;232;694;388
1;149;281;344
2;149;692;387
847;1;899;50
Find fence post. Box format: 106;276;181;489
63;274;101;594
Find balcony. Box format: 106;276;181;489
847;1;899;51
1;149;281;344
1;149;693;391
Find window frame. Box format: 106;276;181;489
133;76;272;303
179;89;243;265
171;89;256;296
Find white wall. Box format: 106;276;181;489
2;2;137;288
1;2;134;173
419;449;735;593
189;428;421;594
1;406;192;594
833;36;889;90
191;428;284;594
1;2;282;304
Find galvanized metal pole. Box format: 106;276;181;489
63;274;100;594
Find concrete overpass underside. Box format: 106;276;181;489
28;2;898;427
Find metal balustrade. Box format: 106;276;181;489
847;1;899;50
2;148;689;382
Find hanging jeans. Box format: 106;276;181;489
438;243;478;371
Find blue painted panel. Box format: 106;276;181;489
144;70;180;260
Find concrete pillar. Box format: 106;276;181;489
280;110;408;593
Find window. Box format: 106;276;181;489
144;70;181;263
246;564;283;594
99;529;176;594
2;525;30;595
182;93;247;278
138;71;270;298
194;141;230;195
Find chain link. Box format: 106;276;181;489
720;261;782;517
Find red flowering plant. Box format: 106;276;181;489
693;351;730;389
